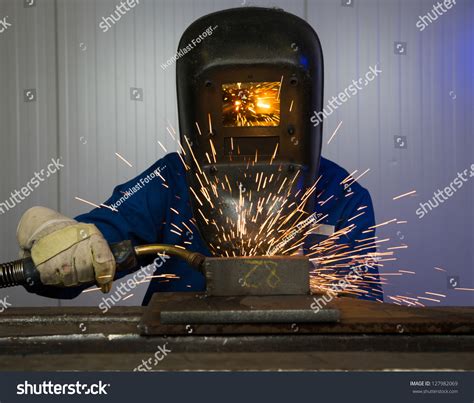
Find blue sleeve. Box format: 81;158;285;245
27;155;175;299
333;189;384;302
75;158;170;245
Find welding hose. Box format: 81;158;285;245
0;241;206;289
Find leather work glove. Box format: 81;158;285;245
17;206;115;293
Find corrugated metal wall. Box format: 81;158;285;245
0;0;472;307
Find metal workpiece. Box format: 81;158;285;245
160;308;339;324
139;293;474;336
0;299;473;371
204;255;311;296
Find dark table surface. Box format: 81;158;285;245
0;293;472;371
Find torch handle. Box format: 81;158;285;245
0;240;138;289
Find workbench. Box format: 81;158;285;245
0;294;472;371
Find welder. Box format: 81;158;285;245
16;7;382;305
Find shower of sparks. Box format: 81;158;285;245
393;190;417;200
327;121;343;145
115;152;133;167
108;117;454;306
174;129;413;301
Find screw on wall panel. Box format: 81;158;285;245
394;42;407;55
394;135;407;149
24;89;37;102
130;87;143;101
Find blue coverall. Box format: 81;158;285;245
33;152;383;304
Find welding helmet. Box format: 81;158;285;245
177;7;324;256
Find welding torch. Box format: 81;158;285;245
0;241;205;290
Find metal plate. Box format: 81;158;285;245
204;256;310;296
160;308;339;324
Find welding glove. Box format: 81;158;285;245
16;206;115;293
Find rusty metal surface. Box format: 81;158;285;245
1;350;472;371
204;256;310;296
139;293;474;336
0;333;472;370
0;306;142;337
160;308;340;324
1;333;473;355
0;298;473;370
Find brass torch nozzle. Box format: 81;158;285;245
134;244;206;270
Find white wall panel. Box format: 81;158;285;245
307;0;474;305
0;0;59;306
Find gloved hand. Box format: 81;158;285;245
17;206;115;293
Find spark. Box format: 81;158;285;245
75;196;101;209
208;113;213;134
115;152;133;167
348;211;366;222
318;195;334;206
277;75;284;101
418;296;441;303
157;140;167;153
425;292;446;298
393;190;417;200
341;170;357;185
82;287;101;293
387;245;408;250
270;142;279;165
369;218;397;230
327;121;343;145
352;168;371;183
167;122;177;135
100;203;118;212
195;122;202;136
166;126;176;140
